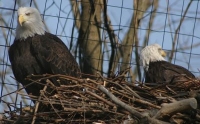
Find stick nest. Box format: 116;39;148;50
1;72;200;124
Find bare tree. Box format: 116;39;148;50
76;0;103;76
109;0;158;81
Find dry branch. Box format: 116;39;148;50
154;98;197;119
1;71;200;123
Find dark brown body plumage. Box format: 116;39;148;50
9;32;81;98
145;61;195;83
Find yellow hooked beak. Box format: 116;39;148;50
18;15;25;26
160;50;166;57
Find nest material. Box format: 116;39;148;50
1;73;200;124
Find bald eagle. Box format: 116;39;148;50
140;44;195;83
9;7;81;101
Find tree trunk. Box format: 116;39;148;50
78;0;102;76
111;0;156;81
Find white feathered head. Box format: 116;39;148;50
140;44;166;71
16;7;45;40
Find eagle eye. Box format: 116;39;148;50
25;12;31;16
158;48;162;52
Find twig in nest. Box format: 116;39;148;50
98;85;143;119
114;67;131;81
31;79;49;124
111;87;160;109
98;85;170;124
165;85;177;95
41;81;62;119
134;98;161;109
153;98;197;119
85;89;116;107
86;78;99;85
124;85;143;99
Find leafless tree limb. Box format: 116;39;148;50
169;0;193;62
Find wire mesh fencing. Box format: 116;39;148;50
0;0;200;123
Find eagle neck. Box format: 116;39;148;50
15;23;45;40
144;59;165;71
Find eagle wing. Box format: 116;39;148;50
145;61;195;83
31;32;80;77
161;61;195;82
